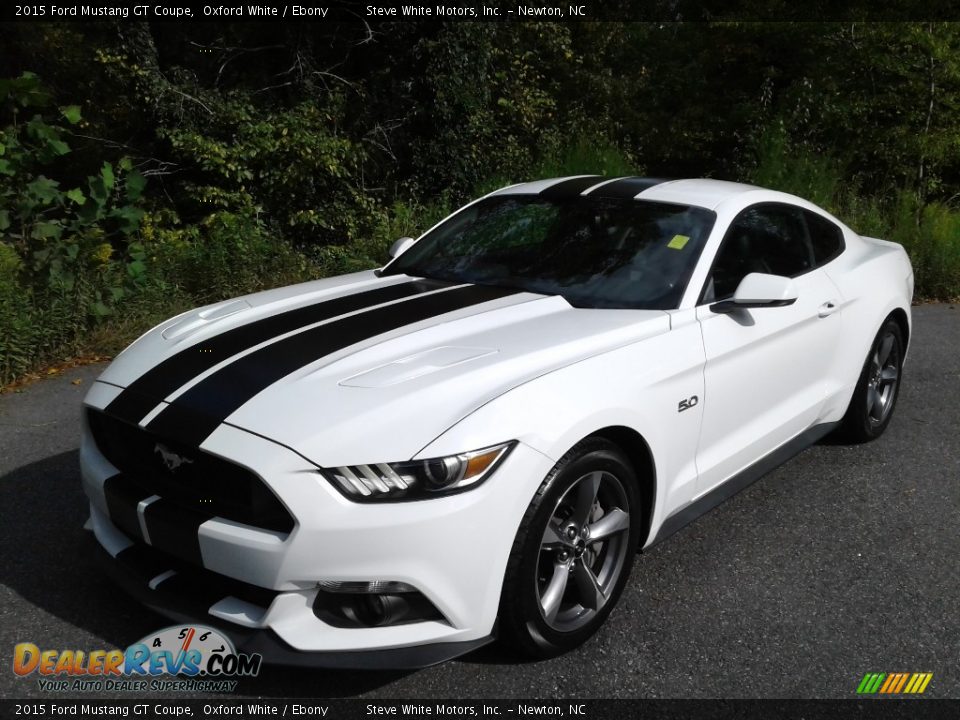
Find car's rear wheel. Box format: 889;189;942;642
499;438;641;658
837;318;904;442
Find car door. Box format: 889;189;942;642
694;203;843;496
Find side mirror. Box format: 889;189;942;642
710;272;798;314
388;237;416;259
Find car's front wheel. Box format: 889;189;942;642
499;438;642;658
838;318;905;442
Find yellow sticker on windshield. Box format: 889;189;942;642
667;234;690;250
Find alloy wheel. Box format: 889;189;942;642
535;470;631;632
866;329;900;425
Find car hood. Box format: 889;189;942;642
98;272;671;466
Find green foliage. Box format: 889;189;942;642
532;140;636;182
2;19;960;383
0;242;35;382
141;208;311;305
0;73;146;305
408;24;577;199
747;129;960;301
313;198;455;277
801;23;960;200
0;73;157;383
749;125;842;209
160;98;378;245
884;195;960;301
844;191;960;301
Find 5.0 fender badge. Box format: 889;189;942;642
678;395;699;413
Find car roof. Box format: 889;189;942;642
489;176;765;211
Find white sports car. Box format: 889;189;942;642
80;177;913;667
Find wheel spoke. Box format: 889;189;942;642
877;334;894;365
587;507;630;543
867;386;881;415
880;366;899;382
571;471;602;528
542;523;571;550
536;466;633;633
540;561;570;623
572;560;606;612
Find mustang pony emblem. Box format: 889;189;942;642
153;443;194;472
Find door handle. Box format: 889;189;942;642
818;300;838;318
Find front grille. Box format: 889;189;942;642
101;537;279;625
88;408;294;534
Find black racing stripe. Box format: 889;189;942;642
102;474;150;542
161;565;276;608
586;177;670;198
152;571;224;610
538;175;605;199
114;543;173;584
141;498;211;566
146;284;524;447
105;280;446;425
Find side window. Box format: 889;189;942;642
702;204;815;302
804;210;845;266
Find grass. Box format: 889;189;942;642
747;129;960;302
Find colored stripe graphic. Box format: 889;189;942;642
145;284;523;447
857;672;932;694
105;279;445;424
879;674;897;693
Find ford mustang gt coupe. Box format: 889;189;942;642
80;177;913;667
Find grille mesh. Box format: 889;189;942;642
88;408;294;534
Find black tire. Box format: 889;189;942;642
498;438;642;658
836;318;904;443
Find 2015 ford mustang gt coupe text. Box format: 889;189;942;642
80;177;913;667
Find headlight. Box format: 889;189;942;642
321;442;515;502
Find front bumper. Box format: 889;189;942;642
91;532;493;669
81;381;552;665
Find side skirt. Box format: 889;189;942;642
648;421;839;547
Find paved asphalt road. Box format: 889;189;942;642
1;305;958;700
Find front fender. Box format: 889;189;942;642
417;313;707;547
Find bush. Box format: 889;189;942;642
312;198;456;277
533;138;636;180
747;125;960;301
3;62;958;388
0;73;154;384
749;125;842;209
890;198;960;301
142;209;312;305
0;243;36;383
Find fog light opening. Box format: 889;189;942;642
313;584;445;629
355;594;411;627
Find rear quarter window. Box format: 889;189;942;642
804;210;845;266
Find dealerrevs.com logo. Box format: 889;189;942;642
13;625;261;693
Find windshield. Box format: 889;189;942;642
383;195;715;310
